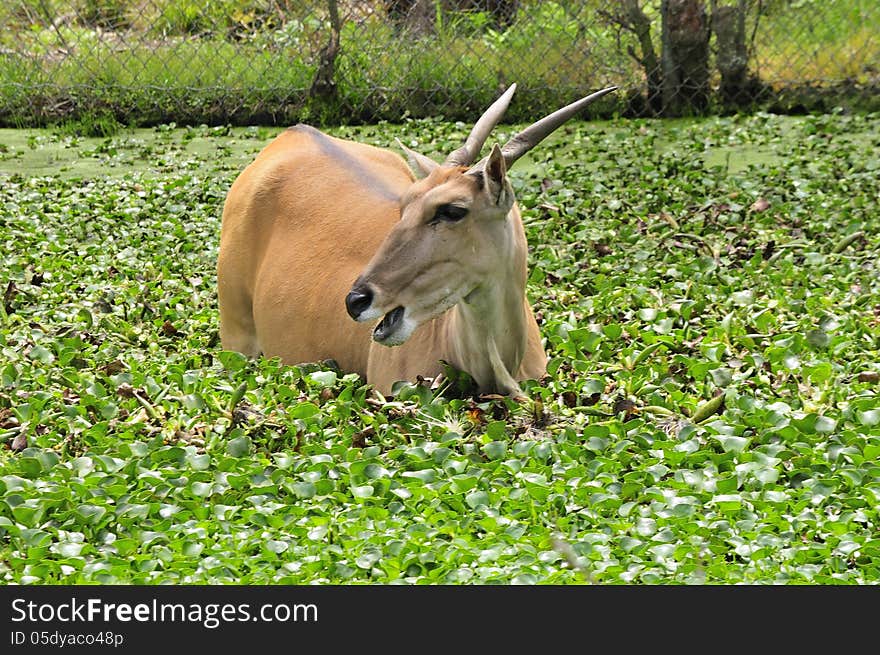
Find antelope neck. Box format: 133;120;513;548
445;230;527;396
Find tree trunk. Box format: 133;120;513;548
385;0;436;36
310;0;341;100
661;0;710;115
622;0;663;114
388;1;517;33
712;1;763;107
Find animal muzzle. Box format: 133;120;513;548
345;282;410;345
345;285;374;321
372;306;405;343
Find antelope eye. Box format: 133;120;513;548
432;204;469;223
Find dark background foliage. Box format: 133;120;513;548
0;0;878;127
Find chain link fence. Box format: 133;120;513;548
1;0;877;126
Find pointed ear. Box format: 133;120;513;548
486;143;507;185
485;143;508;204
395;138;439;179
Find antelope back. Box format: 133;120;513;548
217;125;414;378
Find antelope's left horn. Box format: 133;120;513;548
444;83;517;167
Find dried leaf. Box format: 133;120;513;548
750;198;770;212
10;432;27;452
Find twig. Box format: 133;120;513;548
37;0;70;54
748;0;763;69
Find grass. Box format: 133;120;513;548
754;0;879;85
0;1;878;127
0;111;878;584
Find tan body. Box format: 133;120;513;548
218;84;617;397
218;125;545;395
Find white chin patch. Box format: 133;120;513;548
355;306;384;323
374;315;417;347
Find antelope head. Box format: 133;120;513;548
345;84;618;347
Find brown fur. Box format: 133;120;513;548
218;126;546;396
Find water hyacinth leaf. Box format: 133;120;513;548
191;482;213;497
754;468;780;485
715;436;750;454
351;485;374;499
273;453;296;469
20;529;52;547
18;458;43;478
806;329;829;349
56;542;84;557
709;367;733;387
713;495;743;511
364;464;391;479
218;350;248;371
522;473;550;501
858;410;880;427
28;345;55;364
451;475;479;493
186;453;211;470
402;469;435;483
226;435;252;457
265;540;289;554
485;421;507;440
291;402;320;419
636;518;657;537
482;441;507;460
815;416;837;433
292;482;316;499
183;542;204;557
307;526;328;541
12;505;37;525
0;115;877;585
309;371;337;387
465;490;490;509
72;457;95;476
114;539;138;556
75;505;107;525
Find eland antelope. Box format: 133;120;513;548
217;84;617;397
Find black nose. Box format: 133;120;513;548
345;286;373;320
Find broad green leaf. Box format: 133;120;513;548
482;441;507;460
465;490;490;509
309;371;337;387
291;402;320;419
226;435;252;457
291;482;316;499
351;484;374;499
